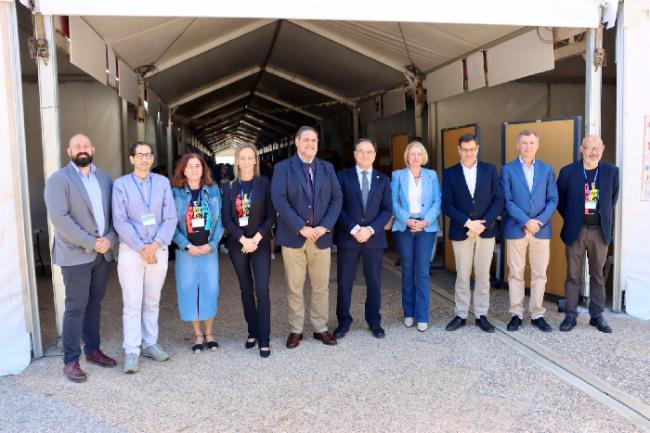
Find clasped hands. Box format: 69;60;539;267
524;219;543;235
239;233;263;254
299;226;328;242
93;237;112;254
186;244;212;257
406;218;428;233
464;219;486;238
139;241;161;264
352;226;373;243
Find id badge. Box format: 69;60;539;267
141;213;156;226
191;218;205;228
238;216;249;227
585;200;597;211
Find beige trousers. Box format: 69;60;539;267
506;234;550;320
282;240;331;333
452;236;495;318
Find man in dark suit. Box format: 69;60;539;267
442;133;503;333
271;126;343;348
557;135;620;333
44;133;118;382
333;138;392;339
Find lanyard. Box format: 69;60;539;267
131;173;152;210
583;167;599;188
192;189;202;206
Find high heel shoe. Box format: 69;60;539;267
191;335;205;353
245;336;257;349
204;333;219;351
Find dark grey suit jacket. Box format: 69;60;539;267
44;162;116;266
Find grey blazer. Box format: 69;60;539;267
44;162;116;266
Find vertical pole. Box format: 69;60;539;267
166;108;173;179
120;97;129;173
581;25;604;302
352;106;359;143
1;0;43;360
137;81;145;141
612;5;624;313
34;13;66;343
414;79;425;140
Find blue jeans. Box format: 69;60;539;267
394;230;436;323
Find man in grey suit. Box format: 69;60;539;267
44;133;118;382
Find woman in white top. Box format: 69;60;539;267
391;141;441;331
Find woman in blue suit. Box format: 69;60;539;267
172;153;224;353
391;140;441;331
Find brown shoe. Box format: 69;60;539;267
313;331;337;346
286;333;303;349
85;349;117;367
63;360;87;383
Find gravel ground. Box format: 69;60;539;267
2;251;646;433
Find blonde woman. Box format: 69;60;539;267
222;144;276;358
391;141;441;332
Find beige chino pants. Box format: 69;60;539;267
282;240;331;333
506;234;550;320
452;236;495;318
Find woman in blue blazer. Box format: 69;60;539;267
172;153;224;353
391;140;441;331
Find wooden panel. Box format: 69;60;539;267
503;118;579;297
442;125;478;272
391;134;409;171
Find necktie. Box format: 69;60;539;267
361;170;369;211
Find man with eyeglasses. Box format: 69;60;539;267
112;141;178;373
442;133;503;333
333;138;392;339
557;135;619;333
44;133;118;382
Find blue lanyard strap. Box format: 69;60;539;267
583;166;598;188
131;173;152;210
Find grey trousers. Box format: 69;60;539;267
564;225;609;319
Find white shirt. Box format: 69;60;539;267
350;166;375;236
408;169;424;215
461;161;478;199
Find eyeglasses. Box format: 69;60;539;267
582;146;604;153
459;147;478;153
133;153;154;160
355;150;375;156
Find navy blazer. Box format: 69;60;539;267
334;167;392;249
500;158;558;240
557;160;619;246
442;161;503;241
221;176;276;249
271;155;343;249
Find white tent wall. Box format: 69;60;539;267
433;82;617;168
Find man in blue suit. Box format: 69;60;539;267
501;130;558;332
557;135;619;333
333;138;392;339
271;126;343;348
442;133;503;333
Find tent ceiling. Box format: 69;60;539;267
74;16;531;149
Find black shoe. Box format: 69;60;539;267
476;315;495;333
445;316;466;331
245;336;257;349
531;317;552;332
507;316;522;332
333;326;349;339
370;326;385;339
259;346;271;358
589;316;612;333
559;316;577;332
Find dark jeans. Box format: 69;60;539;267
60;255;109;364
336;245;383;328
229;241;271;345
564;225;609;319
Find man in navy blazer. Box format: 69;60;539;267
333;139;392;339
557;135;620;333
442;133;503;333
501;130;558;333
271;126;342;348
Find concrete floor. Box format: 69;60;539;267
1;251;649;433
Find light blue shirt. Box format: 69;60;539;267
112;172;178;251
519;156;535;192
355;165;372;189
71;162;105;235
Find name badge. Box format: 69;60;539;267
238;216;249;227
585;200;597;211
141;213;156;226
192;218;205;228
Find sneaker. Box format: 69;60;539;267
123;353;139;374
417;322;428;332
142;344;170;362
403;317;414;327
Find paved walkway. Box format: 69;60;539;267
2;252;649;433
